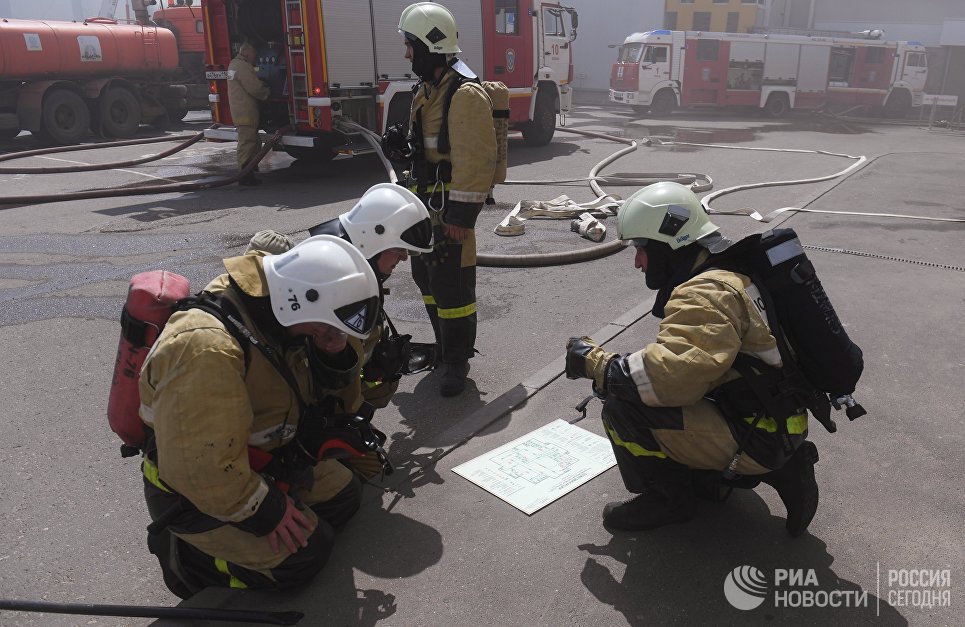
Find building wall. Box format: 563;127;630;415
665;0;763;33
565;0;665;93
763;0;965;46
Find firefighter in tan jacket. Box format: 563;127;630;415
566;182;820;537
228;42;270;186
138;236;381;596
395;3;497;397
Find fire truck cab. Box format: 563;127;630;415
202;0;578;161
610;29;927;118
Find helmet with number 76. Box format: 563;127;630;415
262;235;380;338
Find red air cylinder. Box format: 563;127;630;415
107;270;190;454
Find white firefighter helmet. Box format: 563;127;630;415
262;235;380;339
617;181;721;250
339;183;433;257
399;2;461;54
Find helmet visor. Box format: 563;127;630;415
400;217;433;252
334;296;380;337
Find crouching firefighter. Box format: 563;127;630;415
566;181;864;537
138;236;384;597
383;2;498;397
309;183;435;411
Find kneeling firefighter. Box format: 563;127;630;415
385;2;498;397
309;183;434;409
139;236;382;596
565;182;827;537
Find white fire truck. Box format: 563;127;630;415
609;29;927;118
201;0;578;160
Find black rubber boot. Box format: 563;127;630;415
603;466;696;531
760;441;820;537
439;361;469;397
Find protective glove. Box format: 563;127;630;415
362;333;412;384
565;336;617;390
381;123;413;163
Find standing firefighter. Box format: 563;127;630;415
227;41;270;186
566;182;826;537
139;236;381;596
390;2;498;397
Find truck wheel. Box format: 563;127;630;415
764;93;790;118
99;88;141;138
165;105;189;123
882;90;911;118
649;90;675;117
41;89;90;145
521;89;556;147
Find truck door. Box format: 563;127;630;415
682;38;726;105
639;44;670;96
484;0;534;90
899;50;927;94
538;3;569;84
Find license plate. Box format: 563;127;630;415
205;71;230;80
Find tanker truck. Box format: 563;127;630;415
0;16;189;143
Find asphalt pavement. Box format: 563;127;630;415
0;106;962;626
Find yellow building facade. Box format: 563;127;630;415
664;0;764;33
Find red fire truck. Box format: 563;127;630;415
609;29;927;118
200;0;578;161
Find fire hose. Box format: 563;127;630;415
338;120;719;268
0;125;285;207
0;598;302;625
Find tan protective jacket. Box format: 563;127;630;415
410;67;497;228
227;54;269;127
626;268;783;407
139;253;355;529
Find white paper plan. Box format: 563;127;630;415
451;419;617;515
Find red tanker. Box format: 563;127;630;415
0;17;188;144
0;18;179;80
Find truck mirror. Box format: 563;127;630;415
569;12;578;29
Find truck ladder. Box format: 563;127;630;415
284;0;310;125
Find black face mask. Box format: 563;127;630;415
406;34;447;83
644;242;704;318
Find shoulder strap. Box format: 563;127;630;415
177;293;252;373
438;74;477;155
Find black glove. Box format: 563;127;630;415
565;337;596;380
363;333;412;383
381;123;413;163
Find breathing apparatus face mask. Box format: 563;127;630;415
405;32;447;83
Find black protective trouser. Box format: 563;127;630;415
145;475;361;597
410;217;477;365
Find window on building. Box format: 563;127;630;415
742;0;758;4
726;12;739;33
696;38;719;61
643;46;669;63
693;11;712;31
865;47;885;64
680;0;694;4
665;11;677;30
714;0;728;4
195;20;203;34
543;8;565;37
495;0;518;35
